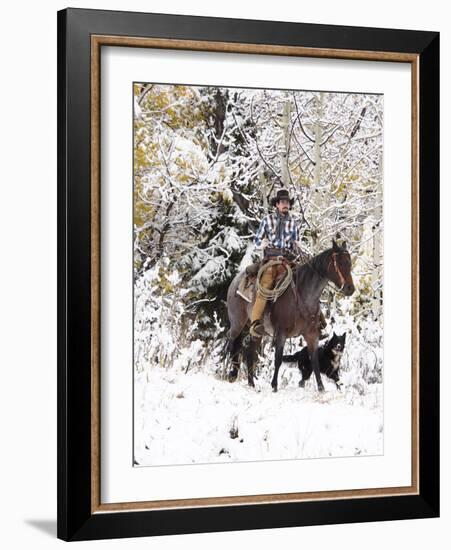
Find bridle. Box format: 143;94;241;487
327;252;347;292
292;248;350;295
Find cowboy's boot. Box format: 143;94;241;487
250;294;267;338
249;264;275;338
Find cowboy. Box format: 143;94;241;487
249;189;306;338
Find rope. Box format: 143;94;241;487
254;250;347;311
256;259;293;302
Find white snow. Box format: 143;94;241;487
134;363;383;467
133;263;384;467
132;84;385;468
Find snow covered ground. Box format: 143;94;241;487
134;361;383;467
133;266;384;467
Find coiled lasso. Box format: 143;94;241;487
255;258;293;302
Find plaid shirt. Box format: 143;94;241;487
254;212;301;251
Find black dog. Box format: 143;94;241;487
282;332;346;389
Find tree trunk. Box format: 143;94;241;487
280;100;291;187
312;92;325;244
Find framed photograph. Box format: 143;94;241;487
57;8;439;542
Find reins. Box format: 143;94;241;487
255;249;348;303
327;252;346;292
295;250;348;296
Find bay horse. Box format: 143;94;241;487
225;240;355;392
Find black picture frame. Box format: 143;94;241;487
57;7;439;542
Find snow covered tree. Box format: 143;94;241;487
133;83;384;370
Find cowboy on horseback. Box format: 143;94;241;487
227;198;355;391
226;191;354;391
249;189;307;338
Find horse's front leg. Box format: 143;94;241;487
271;333;287;392
310;347;325;392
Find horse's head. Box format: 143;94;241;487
326;240;355;296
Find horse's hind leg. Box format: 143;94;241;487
227;331;243;383
243;336;259;388
226;289;248;382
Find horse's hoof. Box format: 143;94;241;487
299;380;305;388
228;370;238;383
318;384;325;393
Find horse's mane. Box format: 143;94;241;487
294;247;334;289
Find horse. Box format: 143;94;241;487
225;240;355;392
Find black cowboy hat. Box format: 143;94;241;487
270;188;295;207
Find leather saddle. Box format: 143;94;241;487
237;256;294;303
